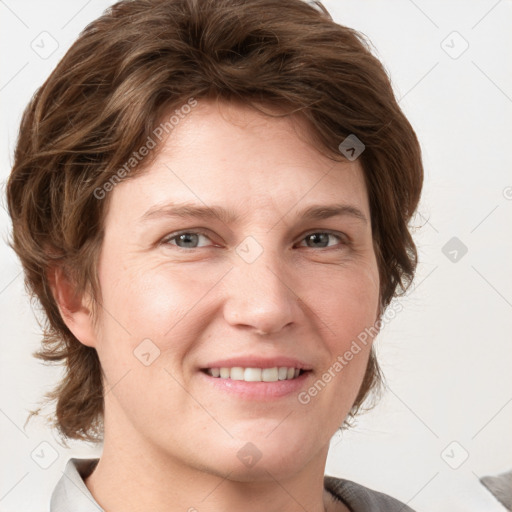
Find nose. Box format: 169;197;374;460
222;248;300;337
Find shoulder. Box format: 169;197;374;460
324;475;416;512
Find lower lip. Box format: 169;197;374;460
199;370;311;399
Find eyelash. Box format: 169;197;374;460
161;230;348;251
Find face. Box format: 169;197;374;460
84;100;380;480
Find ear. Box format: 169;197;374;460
48;265;98;348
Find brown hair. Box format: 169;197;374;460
6;0;423;442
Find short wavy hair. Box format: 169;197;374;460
6;0;423;442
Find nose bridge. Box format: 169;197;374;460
222;235;299;335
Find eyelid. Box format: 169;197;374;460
161;228;349;249
161;229;217;248
296;229;348;247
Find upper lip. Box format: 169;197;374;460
201;356;312;371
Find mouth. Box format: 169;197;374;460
199;357;313;399
201;366;308;382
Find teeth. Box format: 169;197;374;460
206;366;303;382
262;367;278;382
230;367;244;380
278;367;288;380
244;368;261;381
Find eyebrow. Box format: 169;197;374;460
139;201;368;225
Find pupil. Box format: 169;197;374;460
180;233;197;247
309;233;328;247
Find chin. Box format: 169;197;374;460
198;428;325;483
204;455;312;484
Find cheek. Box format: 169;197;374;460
309;263;379;402
94;256;225;382
316;262;380;345
99;253;208;335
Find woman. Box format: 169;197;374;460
6;0;423;510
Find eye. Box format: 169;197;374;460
162;231;214;249
161;230;347;250
297;231;346;249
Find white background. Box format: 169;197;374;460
1;1;511;511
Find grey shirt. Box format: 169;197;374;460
50;458;415;512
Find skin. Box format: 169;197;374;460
53;99;381;512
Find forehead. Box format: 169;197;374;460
105;99;370;226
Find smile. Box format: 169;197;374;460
203;367;304;382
